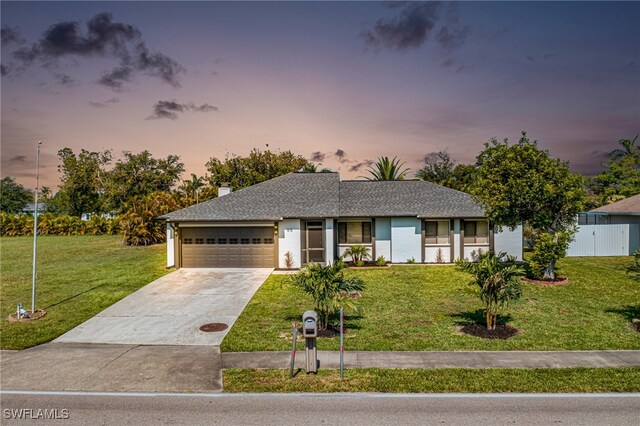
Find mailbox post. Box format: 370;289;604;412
302;310;318;374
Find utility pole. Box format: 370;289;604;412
31;141;42;314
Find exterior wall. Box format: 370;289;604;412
494;224;523;261
463;245;490;261
375;218;392;261
568;223;638;256
166;223;175;268
425;246;451;263
391;217;422;263
453;219;461;261
325;219;334;265
278;219;301;268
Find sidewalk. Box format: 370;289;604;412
222;350;640;369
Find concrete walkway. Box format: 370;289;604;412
0;343;222;392
222;350;640;369
55;268;273;346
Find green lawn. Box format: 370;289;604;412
224;368;640;393
0;236;169;349
221;257;640;352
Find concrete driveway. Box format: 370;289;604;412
54;268;273;346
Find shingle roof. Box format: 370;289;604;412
339;180;485;218
160;173;340;221
589;194;640;214
160;173;485;221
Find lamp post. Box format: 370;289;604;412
31;141;42;314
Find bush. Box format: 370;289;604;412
355;260;365;267
528;231;572;280
343;244;371;263
375;256;387;266
407;257;417;264
119;191;184;246
290;259;365;329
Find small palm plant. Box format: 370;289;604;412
290;259;365;330
456;251;524;330
343;244;371;264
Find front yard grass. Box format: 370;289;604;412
221;257;640;352
224;367;640;393
0;236;168;349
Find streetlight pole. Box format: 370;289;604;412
31;141;42;314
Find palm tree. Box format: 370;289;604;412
179;174;205;203
456;251;524;330
363;156;410;181
610;134;640;161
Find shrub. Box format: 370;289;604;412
290;259;365;330
355;260;365;267
375;256;387;266
456;251;524;330
407;257;417;264
119;191;183;246
435;247;445;263
528;231;572;280
343;244;371;263
627;249;640;280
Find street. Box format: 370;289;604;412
2;391;639;425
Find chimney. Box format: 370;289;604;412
218;183;232;197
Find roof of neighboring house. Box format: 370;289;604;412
160;172;486;222
22;203;47;212
589;194;640;214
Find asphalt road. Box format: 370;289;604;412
2;392;639;425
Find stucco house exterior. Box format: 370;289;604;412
160;172;523;268
568;194;640;257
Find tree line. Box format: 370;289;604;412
1;133;637;278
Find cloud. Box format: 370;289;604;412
361;2;443;52
526;55;535;63
334;149;347;163
436;3;470;54
9;155;27;164
54;73;76;86
146;100;218;120
89;97;119;108
0;65;7;76
7;12;184;89
1;26;23;47
310;151;325;162
348;160;374;172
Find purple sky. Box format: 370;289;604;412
2;1;639;191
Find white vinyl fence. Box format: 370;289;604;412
567;224;640;257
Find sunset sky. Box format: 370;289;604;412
2;1;639;191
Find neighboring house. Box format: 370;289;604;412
160;173;523;269
21;203;47;215
568;194;640;257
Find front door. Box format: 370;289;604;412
303;220;325;264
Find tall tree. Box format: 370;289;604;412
178;173;206;203
56;148;112;216
591;135;640;205
104;150;184;213
416;151;477;192
473;131;585;280
205;149;310;190
0;176;33;213
363;156;410;181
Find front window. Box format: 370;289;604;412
425;220;450;244
338;221;372;244
464;220;488;244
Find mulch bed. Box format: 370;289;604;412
522;276;569;286
7;309;47;323
459;323;519;340
297;324;344;338
348;262;390;269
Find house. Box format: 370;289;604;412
568;194;640;257
160;173;523;268
21;203;47;215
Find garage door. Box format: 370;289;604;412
181;227;275;268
